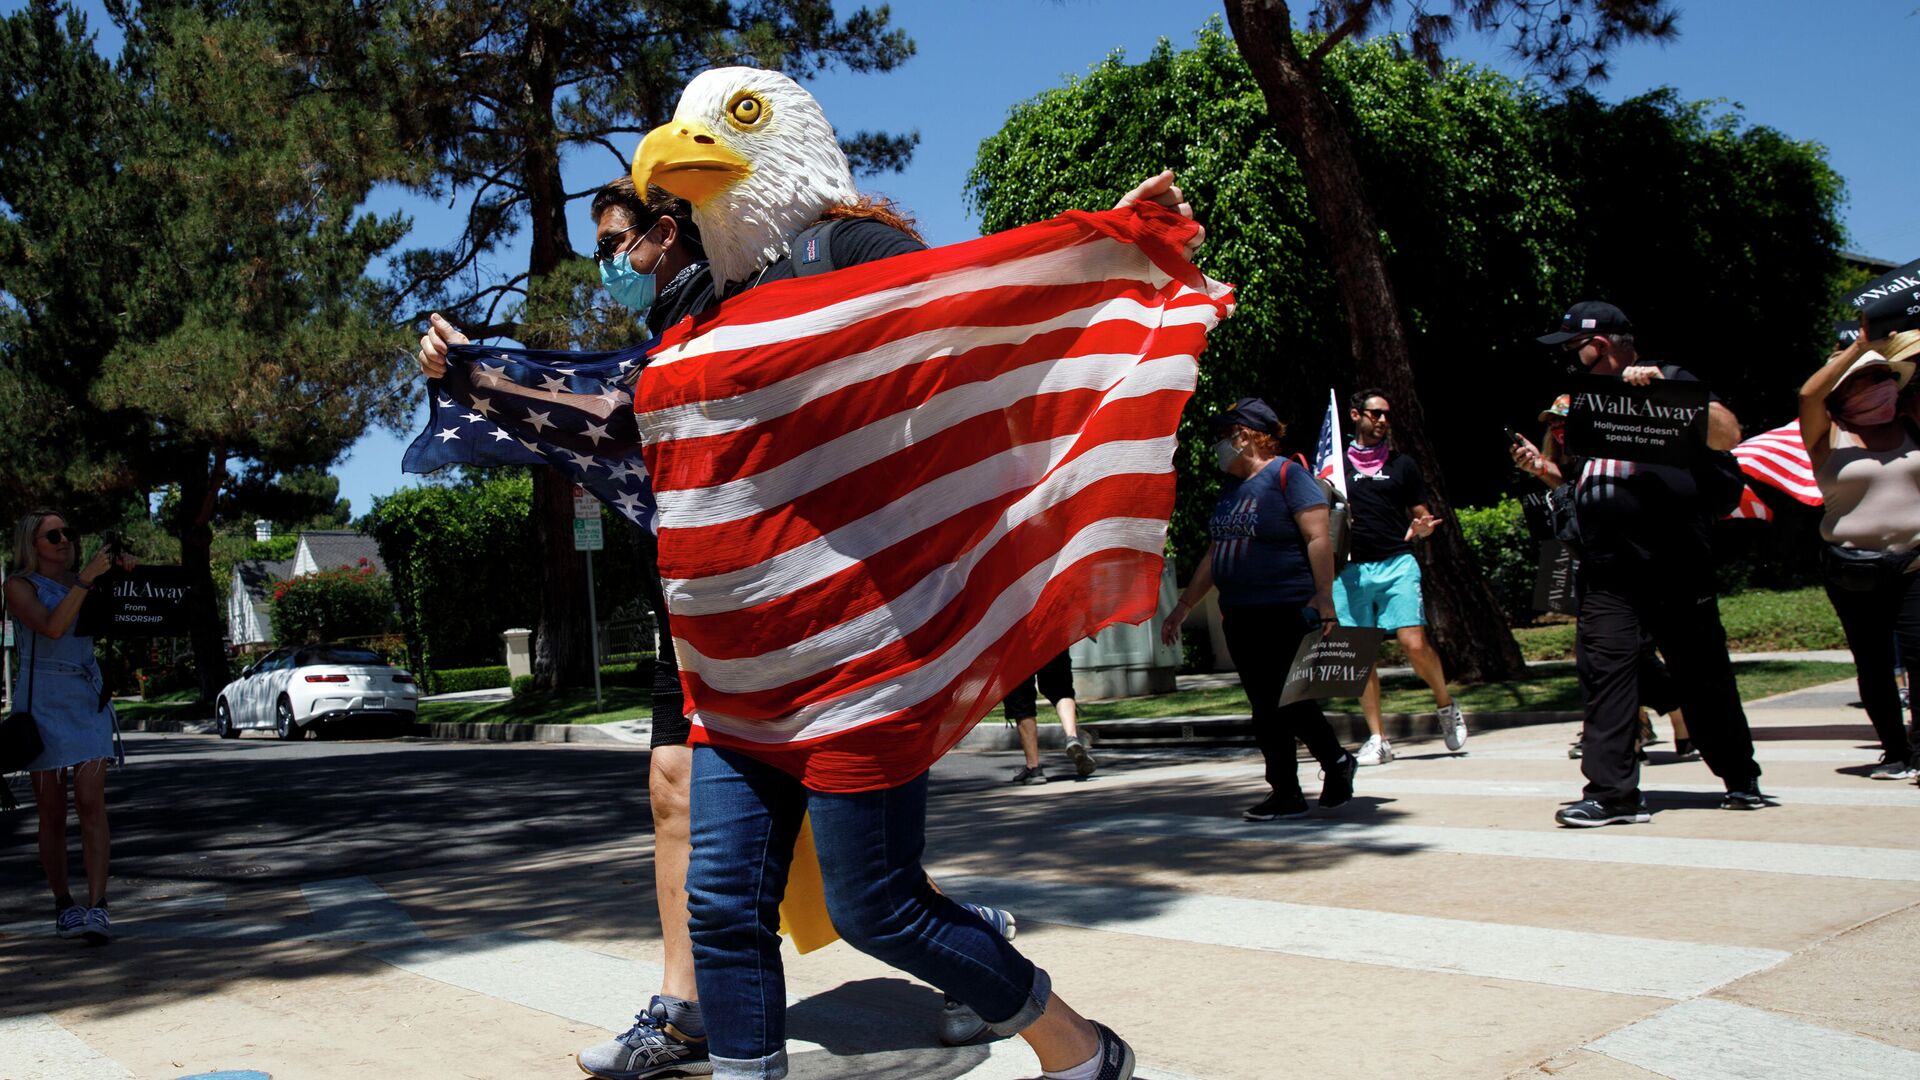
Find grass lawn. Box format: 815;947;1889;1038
415;686;653;727
1051;659;1856;723
1504;586;1845;662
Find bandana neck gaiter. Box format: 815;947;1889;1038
1347;440;1389;476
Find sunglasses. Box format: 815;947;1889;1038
1559;334;1594;353
592;219;652;265
1362;408;1390;419
38;526;77;544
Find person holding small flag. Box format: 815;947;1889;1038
1162;398;1358;821
1331;388;1465;764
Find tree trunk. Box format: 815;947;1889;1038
520;18;593;690
1223;1;1525;681
174;446;229;703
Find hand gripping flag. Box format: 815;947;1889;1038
1732;421;1821;508
403;344;659;530
636;203;1233;792
1311;388;1349;499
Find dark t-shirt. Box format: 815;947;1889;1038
727;217;928;293
645;260;716;336
1571;364;1720;572
1210;458;1328;606
1346;446;1429;563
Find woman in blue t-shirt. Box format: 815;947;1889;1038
1162;398;1358;820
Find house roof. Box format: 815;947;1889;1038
232;558;294;602
298;531;387;576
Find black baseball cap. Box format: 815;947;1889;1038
1537;301;1633;346
1210;397;1281;437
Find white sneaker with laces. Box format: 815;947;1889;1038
1440;702;1468;751
1355;734;1392;766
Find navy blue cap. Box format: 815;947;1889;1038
1210;397;1281;436
1538;301;1633;346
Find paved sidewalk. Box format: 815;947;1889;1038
4;677;1915;1078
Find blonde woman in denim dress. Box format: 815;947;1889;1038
6;510;133;943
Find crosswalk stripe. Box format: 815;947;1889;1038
1356;776;1920;807
936;874;1785;999
1073;814;1920;881
0;1014;135;1080
1588;998;1920;1078
1469;747;1881;763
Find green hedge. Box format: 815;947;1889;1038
431;665;511;694
1455;496;1537;625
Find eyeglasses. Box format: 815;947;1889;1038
592;219;651;265
1362;408;1390;419
38;527;76;544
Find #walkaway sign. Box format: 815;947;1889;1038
1561;374;1710;467
1846;256;1920;339
636;203;1233;792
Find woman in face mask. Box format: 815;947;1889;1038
1160;398;1357;821
1801;327;1920;782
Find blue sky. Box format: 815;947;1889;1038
16;1;1920;519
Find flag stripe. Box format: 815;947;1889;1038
638;203;1230;792
1732;421;1821;506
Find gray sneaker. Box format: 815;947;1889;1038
55;905;87;939
1009;764;1048;785
1064;738;1098;777
576;996;711;1079
1868;754;1917;781
940;905;1017;1046
81;905;113;944
1440;702;1468;751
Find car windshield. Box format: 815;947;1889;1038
295;646;384;666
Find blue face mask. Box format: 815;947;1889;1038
599;230;666;313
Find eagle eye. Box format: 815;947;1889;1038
725;91;768;130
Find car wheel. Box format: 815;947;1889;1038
216;699;238;740
275;697;299;740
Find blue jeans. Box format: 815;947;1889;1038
687;744;1052;1079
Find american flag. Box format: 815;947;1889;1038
636;204;1232;791
1732;421;1821;507
1311;388;1348;498
403;343;659;529
1725;484;1774;522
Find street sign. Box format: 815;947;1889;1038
572;485;601;519
573;518;604;551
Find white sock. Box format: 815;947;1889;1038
1042;1048;1103;1080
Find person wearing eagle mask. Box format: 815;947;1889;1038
625;67;1208;1080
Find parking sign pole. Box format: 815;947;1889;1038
574;486;604;709
585;546;602;710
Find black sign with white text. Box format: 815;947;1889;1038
1561;375;1709;466
1518;488;1553;540
1279;625;1386;706
1846;256;1920;339
76;566;194;638
1531;539;1578;615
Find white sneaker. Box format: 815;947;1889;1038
1440;703;1468;751
1355;734;1393;766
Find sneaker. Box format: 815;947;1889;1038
1318;754;1358;810
1720;781;1770;810
1567;741;1584;759
1869;753;1917;781
1242;791;1311;821
576;996;711;1079
1555;798;1650;827
1008;764;1049;786
1673;738;1700;762
1440;702;1468;751
1355;734;1393;766
1085;1021;1136;1080
81;905;113;944
55;905;87;939
1064;738;1098;777
940;995;991;1046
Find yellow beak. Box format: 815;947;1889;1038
633;119;753;206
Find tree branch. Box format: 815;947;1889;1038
1309;3;1377;67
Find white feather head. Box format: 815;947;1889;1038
637;67;859;292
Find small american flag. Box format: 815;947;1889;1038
1725;484;1774;522
403;343;659;529
1732;421;1821;507
636;204;1232;791
1311;388;1348;498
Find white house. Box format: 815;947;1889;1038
226;531;388;648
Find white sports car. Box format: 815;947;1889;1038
215;643;420;739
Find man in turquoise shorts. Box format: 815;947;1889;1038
1334;389;1467;764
